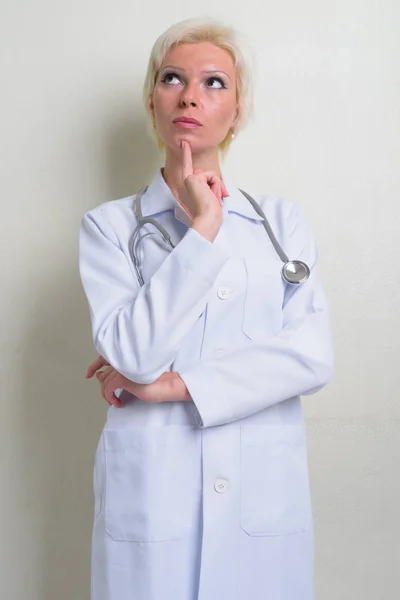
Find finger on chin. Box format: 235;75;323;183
181;140;193;179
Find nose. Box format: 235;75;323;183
179;83;199;108
180;98;197;107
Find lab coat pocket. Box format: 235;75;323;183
240;424;312;536
241;258;284;340
103;426;198;543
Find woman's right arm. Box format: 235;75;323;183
79;207;228;385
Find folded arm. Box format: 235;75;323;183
178;206;334;428
79;208;229;384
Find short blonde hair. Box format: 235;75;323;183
142;16;255;158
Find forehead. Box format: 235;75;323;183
161;42;236;74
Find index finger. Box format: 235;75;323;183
181;140;193;180
86;355;109;379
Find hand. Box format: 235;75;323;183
85;354;110;379
86;356;190;407
94;366;130;408
177;140;228;222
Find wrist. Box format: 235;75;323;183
191;216;221;242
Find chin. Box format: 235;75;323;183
169;135;218;154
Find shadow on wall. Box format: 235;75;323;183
17;112;160;600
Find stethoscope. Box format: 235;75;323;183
129;186;310;288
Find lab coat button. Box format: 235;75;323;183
217;286;231;300
214;479;229;493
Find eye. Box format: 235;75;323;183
160;72;182;85
206;77;226;89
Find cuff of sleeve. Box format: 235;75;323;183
179;365;235;428
174;227;229;284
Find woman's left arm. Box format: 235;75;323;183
177;204;334;428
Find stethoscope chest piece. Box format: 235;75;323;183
282;260;310;285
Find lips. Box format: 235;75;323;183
173;117;202;126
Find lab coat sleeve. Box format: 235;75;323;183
178;204;334;428
79;207;229;384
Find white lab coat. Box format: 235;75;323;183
79;168;333;600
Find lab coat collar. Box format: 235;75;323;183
222;174;265;221
140;168;264;222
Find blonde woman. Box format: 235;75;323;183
79;16;333;600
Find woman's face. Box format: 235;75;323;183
149;42;239;154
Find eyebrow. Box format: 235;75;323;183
160;65;231;80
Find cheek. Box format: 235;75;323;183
152;89;173;117
207;101;235;127
204;92;236;120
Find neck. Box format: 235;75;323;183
162;146;222;202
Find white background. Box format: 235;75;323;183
1;1;399;598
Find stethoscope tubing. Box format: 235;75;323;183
129;186;310;287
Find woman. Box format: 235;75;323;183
79;16;334;600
